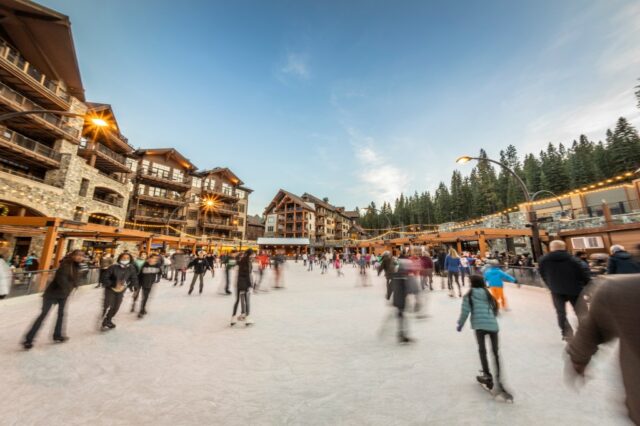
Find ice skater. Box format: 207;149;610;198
483;260;516;310
137;254;162;318
335;257;344;277
231;249;254;326
445;248;462;297
187;251;211;295
22;250;85;349
100;253;138;330
171;249;189;287
456;275;513;402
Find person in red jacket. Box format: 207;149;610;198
419;251;434;290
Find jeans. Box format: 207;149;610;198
25;297;67;343
447;271;460;294
476;330;500;378
189;273;205;294
103;288;124;324
174;269;186;285
140;286;152;313
551;293;579;337
233;291;250;316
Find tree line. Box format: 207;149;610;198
357;116;640;230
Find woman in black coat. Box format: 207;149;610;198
231;249;254;326
23;250;85;349
137;254;162;318
100;253;138;330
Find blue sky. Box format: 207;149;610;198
43;0;640;215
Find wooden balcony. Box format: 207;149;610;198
0;80;79;141
137;167;191;191
201;187;239;201
0;39;71;111
131;212;186;224
0;125;61;169
78;140;130;174
135;192;187;207
93;195;124;208
199;219;235;230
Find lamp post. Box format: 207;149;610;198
530;190;572;220
456;155;543;261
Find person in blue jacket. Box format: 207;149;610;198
483;259;516;310
444;248;462;297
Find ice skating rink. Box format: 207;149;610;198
0;262;632;425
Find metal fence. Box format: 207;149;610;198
8;267;101;298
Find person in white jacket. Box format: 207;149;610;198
0;248;12;299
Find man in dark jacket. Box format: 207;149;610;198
188;251;211;295
23;250;85;349
538;240;590;340
100;253;138;330
607;245;640;275
231;249;254;326
137;254;162;318
377;252;396;299
566;275;640;425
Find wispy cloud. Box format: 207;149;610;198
280;52;310;79
598;2;640;74
347;127;410;206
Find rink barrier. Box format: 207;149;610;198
7;267;101;298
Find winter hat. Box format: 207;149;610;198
610;245;625;255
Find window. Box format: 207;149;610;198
138;184;146;194
74;206;84;221
222;183;232;196
236;190;245;199
150;163;170;179
237;217;244;226
267;226;274;232
141;160;150;173
571;236;604;249
126;158;137;172
237;204;245;213
172;169;184;182
148;186;167;197
188;210;198;220
192;177;202;188
79;178;90;197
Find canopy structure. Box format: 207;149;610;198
0;216;198;289
257;237;310;246
358;227;549;255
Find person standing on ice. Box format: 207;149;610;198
444;248;462;297
392;254;414;344
378;251;396;300
457;275;513;401
538;240;590;341
231;249;254;326
22;250;85;349
100;253;138;330
483;260;516;311
137;254;162;318
187;251;211;295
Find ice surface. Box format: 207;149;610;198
0;263;632;425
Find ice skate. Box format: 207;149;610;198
230;316;238;326
22;341;33;350
245;316;254;326
476;372;494;392
398;335;414;344
494;383;514;403
53;336;69;343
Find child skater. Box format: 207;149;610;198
457;275;513;402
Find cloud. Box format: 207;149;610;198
347;127;410;205
280;52;310;79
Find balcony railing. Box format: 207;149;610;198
0;163;62;188
132;211;186;223
93;194;124;208
139;167;191;185
0;39;71;103
98;171;128;185
0;125;61;161
0;80;79;138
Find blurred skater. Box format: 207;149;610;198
231;249;254;326
445;248;462;297
22;250;85;349
137;254;162;318
483;260;516;311
100;253;138;330
187;251;211;295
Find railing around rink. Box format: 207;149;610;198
501;266;546;288
7;267;101;298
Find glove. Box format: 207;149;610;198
456;324;463;332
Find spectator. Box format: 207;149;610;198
566;275;640;425
607;245;640;275
24;252;39;271
0;247;11;299
538;240;590;341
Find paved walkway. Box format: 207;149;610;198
0;262;632;425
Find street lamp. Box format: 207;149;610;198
531;190;572;221
456;155;543;260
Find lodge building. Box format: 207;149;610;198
0;0;251;261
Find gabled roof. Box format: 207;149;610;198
135;148;197;171
301;193;337;212
195;167;244;185
84;102;133;152
264;189;315;215
247;215;264;227
0;0;84;100
343;210;360;219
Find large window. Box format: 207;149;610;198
172;169;184;182
192;177;202;188
222;183;233;196
236;190;245;199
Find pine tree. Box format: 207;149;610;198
434;182;452;223
523;153;542;193
607;117;640;174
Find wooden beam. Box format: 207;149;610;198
38;223;59;290
53;236;66;268
0;216;55;227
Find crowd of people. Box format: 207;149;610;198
3;241;639;423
